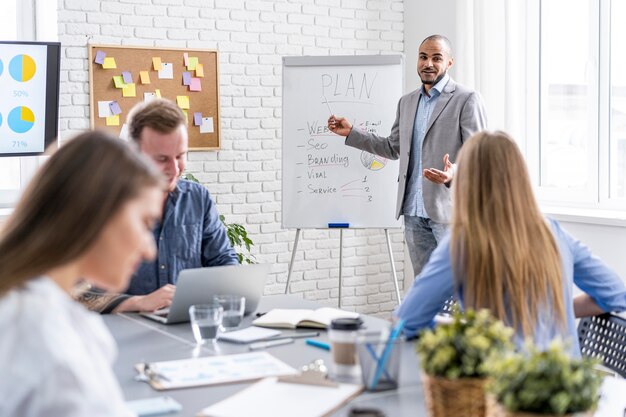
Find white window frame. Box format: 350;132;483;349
527;0;626;221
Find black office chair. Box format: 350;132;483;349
439;297;459;316
577;313;626;378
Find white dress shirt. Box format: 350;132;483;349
0;277;132;417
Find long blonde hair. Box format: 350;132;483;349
0;131;163;296
450;131;565;336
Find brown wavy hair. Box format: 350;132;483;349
450;131;565;336
0;130;163;295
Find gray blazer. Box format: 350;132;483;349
345;78;487;223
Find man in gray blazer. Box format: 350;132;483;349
328;35;487;275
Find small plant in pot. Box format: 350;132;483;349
486;339;602;417
417;308;514;417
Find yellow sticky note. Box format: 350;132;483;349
176;95;190;109
139;71;151;84
195;63;204;78
112;75;125;89
187;57;198;71
182;109;188;124
106;115;120;126
122;83;136;97
102;57;117;69
152;57;162;71
155;89;161;98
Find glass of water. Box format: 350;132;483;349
189;304;223;345
213;295;245;331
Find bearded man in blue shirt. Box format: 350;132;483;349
77;99;238;313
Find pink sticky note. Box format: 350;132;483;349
182;71;192;86
95;50;106;65
193;112;202;126
122;71;132;84
189;77;202;92
109;101;122;115
183;52;189;66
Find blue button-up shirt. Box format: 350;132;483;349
125;180;239;295
394;218;626;356
402;74;450;217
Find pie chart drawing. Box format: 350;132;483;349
360;151;388;171
9;54;36;82
8;106;35;134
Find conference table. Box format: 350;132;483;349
105;295;428;417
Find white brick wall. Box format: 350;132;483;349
57;0;406;317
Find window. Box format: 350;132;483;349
610;0;626;200
0;0;22;205
534;0;626;210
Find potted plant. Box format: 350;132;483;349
181;172;256;264
416;309;514;417
486;340;602;417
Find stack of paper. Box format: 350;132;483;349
197;377;362;417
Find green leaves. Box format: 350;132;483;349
486;339;601;414
416;309;514;379
219;214;256;265
180;172;200;183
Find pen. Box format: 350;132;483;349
305;339;330;351
323;95;334;116
249;338;294;350
261;331;320;342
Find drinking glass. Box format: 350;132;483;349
213;295;245;331
189;304;223;345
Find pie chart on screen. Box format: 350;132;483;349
8;106;35;133
9;54;36;82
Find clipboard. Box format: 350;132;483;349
197;377;363;417
134;352;298;390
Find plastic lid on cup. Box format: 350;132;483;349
330;317;363;331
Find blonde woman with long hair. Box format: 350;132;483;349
0;131;164;416
395;131;626;354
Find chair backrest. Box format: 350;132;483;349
439;297;458;316
577;313;626;378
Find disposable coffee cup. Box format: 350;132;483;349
328;317;363;382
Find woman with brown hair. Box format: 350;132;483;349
395;131;626;354
0;131;164;416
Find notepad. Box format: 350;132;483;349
197;377;362;417
218;326;281;344
135;352;297;391
252;308;360;329
595;377;626;416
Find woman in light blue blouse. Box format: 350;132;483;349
395;131;626;354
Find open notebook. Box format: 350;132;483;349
252;308;360;329
197;377;362;417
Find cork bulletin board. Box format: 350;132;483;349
88;44;220;150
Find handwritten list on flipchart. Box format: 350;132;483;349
282;56;403;229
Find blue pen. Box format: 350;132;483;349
328;223;350;228
305;339;330;351
365;343;391;381
371;319;405;390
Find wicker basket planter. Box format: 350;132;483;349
487;400;594;417
421;373;488;417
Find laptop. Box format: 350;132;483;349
140;263;270;324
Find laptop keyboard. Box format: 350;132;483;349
153;308;170;317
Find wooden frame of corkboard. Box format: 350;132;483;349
88;44;220;150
